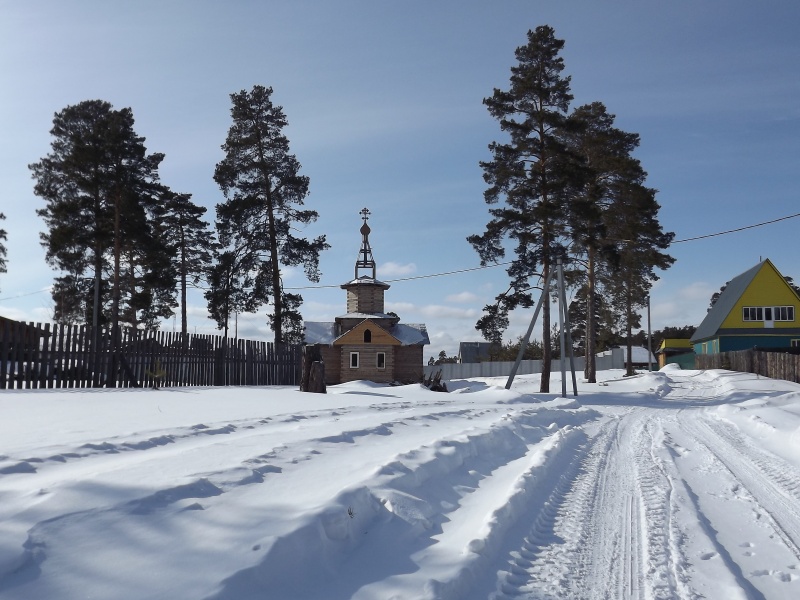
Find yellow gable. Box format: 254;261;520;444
721;260;800;329
333;319;402;346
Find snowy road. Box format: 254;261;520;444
1;368;800;599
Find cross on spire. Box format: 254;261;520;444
355;208;376;279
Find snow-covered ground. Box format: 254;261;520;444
2;366;800;599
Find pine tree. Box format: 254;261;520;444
601;182;674;375
204;249;255;338
30;100;170;334
213;85;329;344
564;102;644;382
468;26;577;393
157;191;216;335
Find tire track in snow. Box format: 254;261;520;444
488;418;624;599
682;414;800;563
488;411;700;600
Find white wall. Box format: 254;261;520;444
423;348;634;380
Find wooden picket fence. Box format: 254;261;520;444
696;348;800;384
0;320;301;390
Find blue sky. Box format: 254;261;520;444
1;0;799;360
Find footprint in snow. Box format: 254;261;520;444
700;552;718;561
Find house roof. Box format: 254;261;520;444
688;259;800;344
597;346;656;363
657;338;693;353
458;341;497;363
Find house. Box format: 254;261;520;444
691;259;800;354
597;346;656;370
303;209;429;384
656;338;694;369
458;341;499;363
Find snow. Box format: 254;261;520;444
2;367;800;598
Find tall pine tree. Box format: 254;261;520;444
601;181;674;375
468;26;577;393
212;85;328;344
157;191;216;335
564;102;645;382
30;100;171;334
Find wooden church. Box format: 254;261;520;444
303;209;429;384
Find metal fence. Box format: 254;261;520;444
423;351;627;380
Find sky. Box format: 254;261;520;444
1;0;799;360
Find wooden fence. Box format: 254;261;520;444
695;348;800;384
0;321;301;390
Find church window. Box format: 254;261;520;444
350;352;359;368
364;329;372;343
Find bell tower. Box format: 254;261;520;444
341;208;390;315
355;207;376;279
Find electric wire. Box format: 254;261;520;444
2;211;798;300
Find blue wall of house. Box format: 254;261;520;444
695;335;799;354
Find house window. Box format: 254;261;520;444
792;340;800;348
743;306;795;322
376;352;386;369
743;307;763;321
350;352;359;368
364;329;372;343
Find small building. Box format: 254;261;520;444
691;259;800;354
458;341;499;363
656;338;694;369
596;346;656;370
303;209;429;384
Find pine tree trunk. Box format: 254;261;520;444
626;281;635;376
586;247;597;383
264;186;283;345
540;261;551;393
111;189;122;335
180;228;188;336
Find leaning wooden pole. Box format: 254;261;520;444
506;269;558;390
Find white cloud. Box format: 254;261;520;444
378;262;417;278
678;281;715;303
445;291;479;303
385;301;416;314
280;266;301;280
419;305;480;320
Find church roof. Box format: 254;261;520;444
337;312;396;320
392;323;430;346
341;275;390;289
303;320;429;346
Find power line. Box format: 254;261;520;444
672;212;800;243
0;288;51;302
284;261;514;290
3;211;798;300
